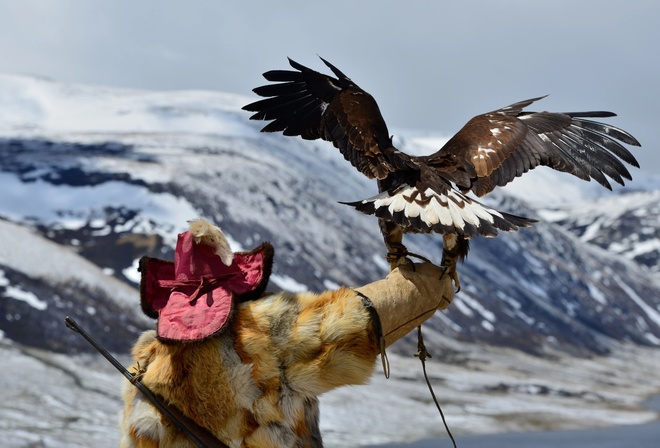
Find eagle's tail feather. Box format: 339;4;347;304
342;184;537;239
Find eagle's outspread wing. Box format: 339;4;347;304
244;57;533;241
422;97;641;197
243;57;413;180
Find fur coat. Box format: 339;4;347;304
120;286;380;447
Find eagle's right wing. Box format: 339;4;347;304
421;97;641;197
243;57;412;180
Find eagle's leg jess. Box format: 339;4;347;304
441;234;468;292
380;220;410;270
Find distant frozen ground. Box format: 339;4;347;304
2;336;658;448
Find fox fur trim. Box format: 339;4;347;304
121;287;380;447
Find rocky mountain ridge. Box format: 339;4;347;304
0;73;658;357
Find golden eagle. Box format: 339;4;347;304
243;57;640;288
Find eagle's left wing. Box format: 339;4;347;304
243;57;413;180
421;97;641;197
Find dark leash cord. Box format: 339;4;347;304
416;325;458;448
65;316;228;448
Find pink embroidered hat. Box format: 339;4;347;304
139;218;273;342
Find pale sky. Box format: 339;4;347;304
1;0;658;176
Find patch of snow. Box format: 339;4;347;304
501;168;603;207
90;225;112;237
452;297;474;317
481;320;495;331
323;279;341;290
435;312;462;333
497;291;521;310
461;294;497;322
3;285;47;310
401;132;450;157
538;208;570;222
644;332;660;345
122;258;141;285
580;219;603;241
627;238;660;258
223;232;245;253
608;241;626;253
516;310;536;326
371;253;390;273
0;172;199;248
0;269;48;310
270;274;308;292
612;274;660;328
0;219;138;309
519;277;550;299
586;282;608;305
0;73;254;137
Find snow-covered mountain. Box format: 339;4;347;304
540;189;660;274
1;73;659;357
1;73;659;447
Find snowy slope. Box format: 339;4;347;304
540;190;660;274
0;219;149;352
1;72;659;356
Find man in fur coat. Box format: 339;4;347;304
120;219;455;447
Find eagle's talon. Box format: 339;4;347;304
451;271;461;293
403;257;416;271
440;264;461;293
387;254;414;271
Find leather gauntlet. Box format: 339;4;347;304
356;262;455;348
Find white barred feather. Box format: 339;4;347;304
356;183;517;237
446;198;465;230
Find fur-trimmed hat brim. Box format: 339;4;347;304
138;242;274;342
